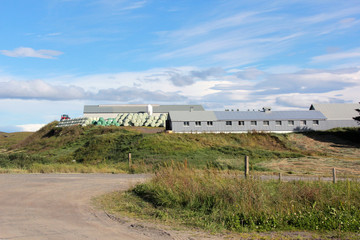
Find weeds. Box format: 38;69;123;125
108;168;360;232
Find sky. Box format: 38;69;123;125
1;0;360;132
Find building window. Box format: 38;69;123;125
207;121;213;126
275;120;282;126
263;121;269;126
313;120;319;125
238;121;245;126
184;121;189;126
251;121;257;126
288;120;294;126
195;121;201;126
226;121;232;126
300;120;307;126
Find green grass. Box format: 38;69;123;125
98;168;360;234
71;128;304;170
0;131;33;149
0;122;307;173
1;122;359;174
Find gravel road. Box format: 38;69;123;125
0;174;156;240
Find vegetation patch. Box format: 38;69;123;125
99;168;360;233
0;123;359;174
0;123;308;173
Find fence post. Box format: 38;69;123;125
278;172;282;182
244;156;249;178
333;168;337;184
128;152;132;168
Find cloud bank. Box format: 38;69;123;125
0;66;359;110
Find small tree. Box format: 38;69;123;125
354;109;360;124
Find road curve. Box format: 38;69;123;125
0;174;334;240
0;174;153;240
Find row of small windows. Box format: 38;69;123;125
184;120;320;126
184;121;214;126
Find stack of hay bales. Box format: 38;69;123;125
57;117;89;127
86;113;167;127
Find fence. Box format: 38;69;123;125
243;155;359;182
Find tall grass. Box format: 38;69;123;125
127;168;360;232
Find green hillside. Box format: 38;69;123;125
0;131;33;150
1;121;359;174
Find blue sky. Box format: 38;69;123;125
1;0;360;132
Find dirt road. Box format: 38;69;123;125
0;174;160;240
0;174;345;240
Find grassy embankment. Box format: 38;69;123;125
0;121;359;174
98;167;360;236
0;121;308;173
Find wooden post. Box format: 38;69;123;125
333;168;337;184
278;172;282;182
128;152;132;168
244;156;249;178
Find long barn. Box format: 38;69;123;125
71;103;360;132
167;103;359;133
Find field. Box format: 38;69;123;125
0;122;359;177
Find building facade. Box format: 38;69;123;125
309;103;359;129
78;103;359;133
168;109;328;133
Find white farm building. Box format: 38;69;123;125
57;103;360;132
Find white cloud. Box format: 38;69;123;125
311;48;360;63
0;47;63;59
16;124;46;132
0;80;88;100
298;7;360;24
153;3;360;68
276;94;340;108
0;66;359;112
91;0;147;11
161;11;262;40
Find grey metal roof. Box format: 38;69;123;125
214;110;326;121
169;111;217;121
310;103;359;120
84;104;204;113
155;105;204;112
84;105;147;113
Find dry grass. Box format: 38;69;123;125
257;133;360;177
